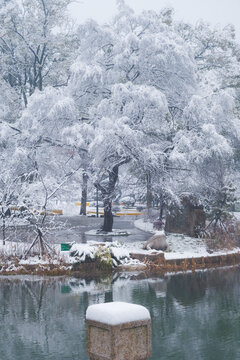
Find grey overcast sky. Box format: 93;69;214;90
68;0;240;39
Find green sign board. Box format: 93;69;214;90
61;243;72;251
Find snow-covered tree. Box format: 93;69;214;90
1;0;239;242
68;3;199;230
89;82;171;228
0;86;82;253
0;0;78;106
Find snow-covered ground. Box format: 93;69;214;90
0;239;146;270
1;217;240;273
134;218;240;259
0;240;28;257
134;218;155;233
2;233;238;265
233;212;240;221
165;234;240;260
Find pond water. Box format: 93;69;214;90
0;267;240;360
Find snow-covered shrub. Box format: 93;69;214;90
69;242;130;269
70;245;95;263
95;247;117;270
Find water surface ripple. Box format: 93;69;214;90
0;267;240;360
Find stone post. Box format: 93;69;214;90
86;301;152;360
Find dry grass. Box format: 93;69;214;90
144;253;240;275
204;218;240;251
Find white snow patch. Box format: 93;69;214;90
233;212;240;221
155;230;165;235
69;243;96;262
0;240;27;256
111;247;130;261
134;218;154;233
86;301;150;325
1;231;240;272
61;202;80;216
85;229;131;236
165;233;240;259
134;219;240;259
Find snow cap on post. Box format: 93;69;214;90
86;301;150;325
86;301;152;360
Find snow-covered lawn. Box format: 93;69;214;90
165;234;240;259
233;212;240;221
0;239;146;270
1;234;239;268
1;217;240;273
65;235;240;264
134;218;240;259
0;240;27;257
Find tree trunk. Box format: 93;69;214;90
105;290;113;302
95;166;119;232
38;228;44;257
146;172;153;219
94;157;131;233
2;216;5;246
22;88;28;107
80;172;88;216
103;197;113;232
158;201;166;230
38;67;43;91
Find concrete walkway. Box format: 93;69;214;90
1;216;150;245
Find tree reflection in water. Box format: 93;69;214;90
0;268;240;360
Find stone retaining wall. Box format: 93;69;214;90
130;252;240;273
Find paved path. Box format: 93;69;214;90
2;216;151;244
